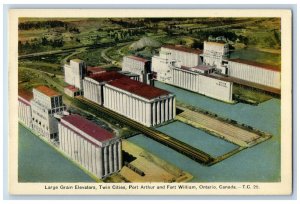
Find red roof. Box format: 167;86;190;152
18;89;33;102
126;55;149;63
87;66;106;75
35;85;60;97
65;85;79;92
229;58;280;72
162;45;203;54
89;71;127;83
62;114;114;142
108;77;170;100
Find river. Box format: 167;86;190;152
127;81;281;182
18;125;94;182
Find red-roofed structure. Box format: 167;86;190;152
87;66;106;76
61;114;114;143
228;58;280;72
89;71;127;83
65;85;79;92
18;89;33;104
162;45;203;55
127;55;149;63
35;85;61;97
108;77;170;100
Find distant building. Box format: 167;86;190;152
122;56;151;84
118;71;140;81
188;64;215;75
171;66;233;102
203;41;229;72
151;50;176;83
227;59;280;89
64;59;87;89
31;86;66;141
18;89;33;128
152;45;233;102
64;85;82;98
160;45;203;67
83;71;127;105
103;77;175;127
58;114;122;178
87;66;106;77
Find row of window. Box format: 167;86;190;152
32;117;49;130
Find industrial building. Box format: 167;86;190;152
118;70;140;81
122;56;151;84
31;86;67;141
18;89;33;128
160;45;203;67
171;66;233;102
203;41;229;73
87;66;106;77
227;59;280;89
64;85;82;98
103;77;175;127
58;114;122;179
64;59;87;89
152;45;233;102
151;49;177;83
83;71;127;105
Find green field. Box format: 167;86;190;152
18;17;281;104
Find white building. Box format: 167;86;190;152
64;85;82;98
122;56;151;84
58;114;122;179
83;72;126;105
227;59;281;89
151;50;176;83
31;86;66;141
160;45;203;67
18;89;33;128
118;71;140;81
171;67;233;103
64;59;87;89
203;41;229;72
103;77;176;127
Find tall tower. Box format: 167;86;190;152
64;59;87;89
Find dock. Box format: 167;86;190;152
176;106;272;147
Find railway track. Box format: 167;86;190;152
76;97;215;165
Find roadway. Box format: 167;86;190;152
76;96;215;165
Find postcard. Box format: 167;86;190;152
9;9;292;195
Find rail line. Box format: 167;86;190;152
76;96;215;165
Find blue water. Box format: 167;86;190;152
19;124;94;182
156;121;238;157
127;81;281;182
155;81;280;136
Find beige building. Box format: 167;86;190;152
18;89;33;128
160;45;203;67
203;41;229;72
171;66;233;103
31;86;66;141
83;72;126;105
103;77;176;127
58;114;122;179
64;59;87;89
122;56;151;84
227;59;280;89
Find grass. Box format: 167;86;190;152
19;61;63;75
233;85;273;103
71;47;108;66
